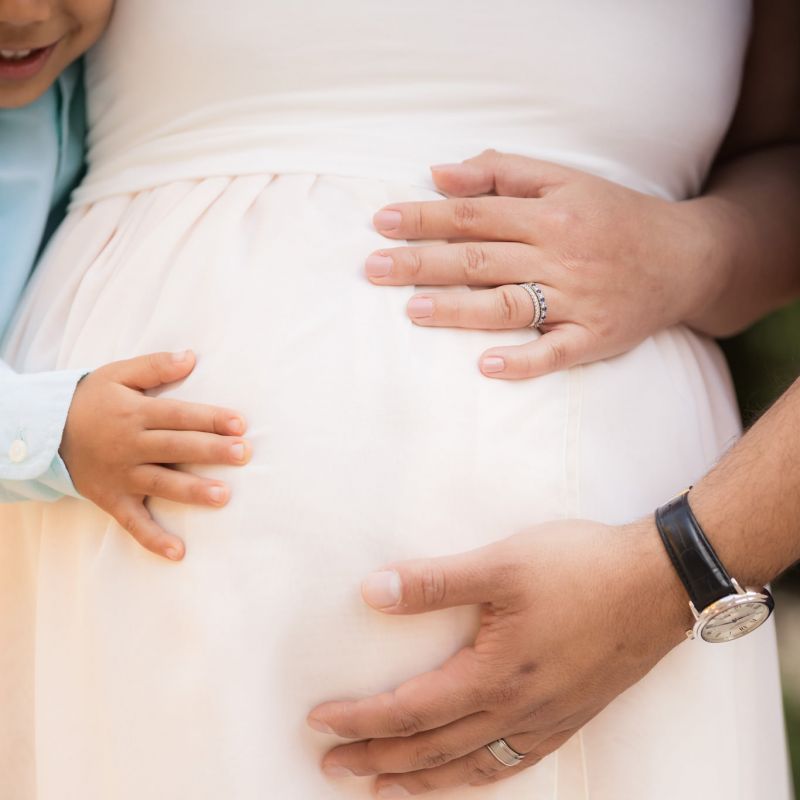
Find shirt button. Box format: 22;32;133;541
8;439;28;464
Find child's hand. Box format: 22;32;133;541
59;350;250;561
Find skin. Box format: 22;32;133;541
59;351;251;561
689;377;800;592
364;0;800;381
309;0;800;794
0;0;113;108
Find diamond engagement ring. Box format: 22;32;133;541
518;282;548;328
486;737;526;767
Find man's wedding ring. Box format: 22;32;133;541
519;282;548;328
486;737;526;767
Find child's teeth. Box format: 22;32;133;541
0;49;33;59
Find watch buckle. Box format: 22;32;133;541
685;600;700;640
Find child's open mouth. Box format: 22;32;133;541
0;43;58;81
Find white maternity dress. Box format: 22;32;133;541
0;1;791;798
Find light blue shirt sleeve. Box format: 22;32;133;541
0;62;89;503
0;363;87;501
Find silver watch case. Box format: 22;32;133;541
688;579;774;643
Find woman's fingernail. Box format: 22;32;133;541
171;350;190;362
430;163;461;171
378;785;411;798
362;570;402;609
373;210;402;232
407;297;434;319
207;485;227;504
165;547;182;561
228;417;245;435
365;253;394;278
230;442;246;462
481;356;505;374
322;764;355;778
307;717;335;734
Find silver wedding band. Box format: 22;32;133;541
518;282;548;328
486;737;526;768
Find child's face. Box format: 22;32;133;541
0;0;112;108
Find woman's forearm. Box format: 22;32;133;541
681;0;800;337
682;143;800;337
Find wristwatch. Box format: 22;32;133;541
654;489;774;643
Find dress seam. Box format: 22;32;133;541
556;364;587;800
564;365;582;519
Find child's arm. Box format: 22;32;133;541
0;360;87;502
1;349;250;561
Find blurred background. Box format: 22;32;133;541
720;299;800;795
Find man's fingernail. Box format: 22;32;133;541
165;547;182;561
481;356;505;374
171;350;190;362
407;297;434;319
373;210;402;232
430;163;461;171
362;570;402;609
365;253;394;278
322;764;355;778
378;785;411;798
230;442;246;462
307;717;335;734
207;485;227;504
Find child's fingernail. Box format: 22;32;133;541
228;416;245;435
430;163;461;171
378;785;411;798
207;485;227;504
307;717;335;734
373;210;402;232
362;570;402;609
322;764;355;778
407;297;434;319
171;350;191;362
165;546;182;561
230;442;247;462
365;253;394;278
481;356;505;374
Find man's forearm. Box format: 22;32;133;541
689;376;800;587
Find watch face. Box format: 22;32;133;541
700;600;771;643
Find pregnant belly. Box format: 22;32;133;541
1;173;740;799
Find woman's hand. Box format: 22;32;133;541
307;520;688;796
366;149;727;379
59;350;251;561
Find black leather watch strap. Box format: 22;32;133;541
654;491;736;612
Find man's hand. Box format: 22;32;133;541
307;520;688;796
365;149;728;380
59;350;251;561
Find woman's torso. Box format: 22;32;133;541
4;3;791;799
